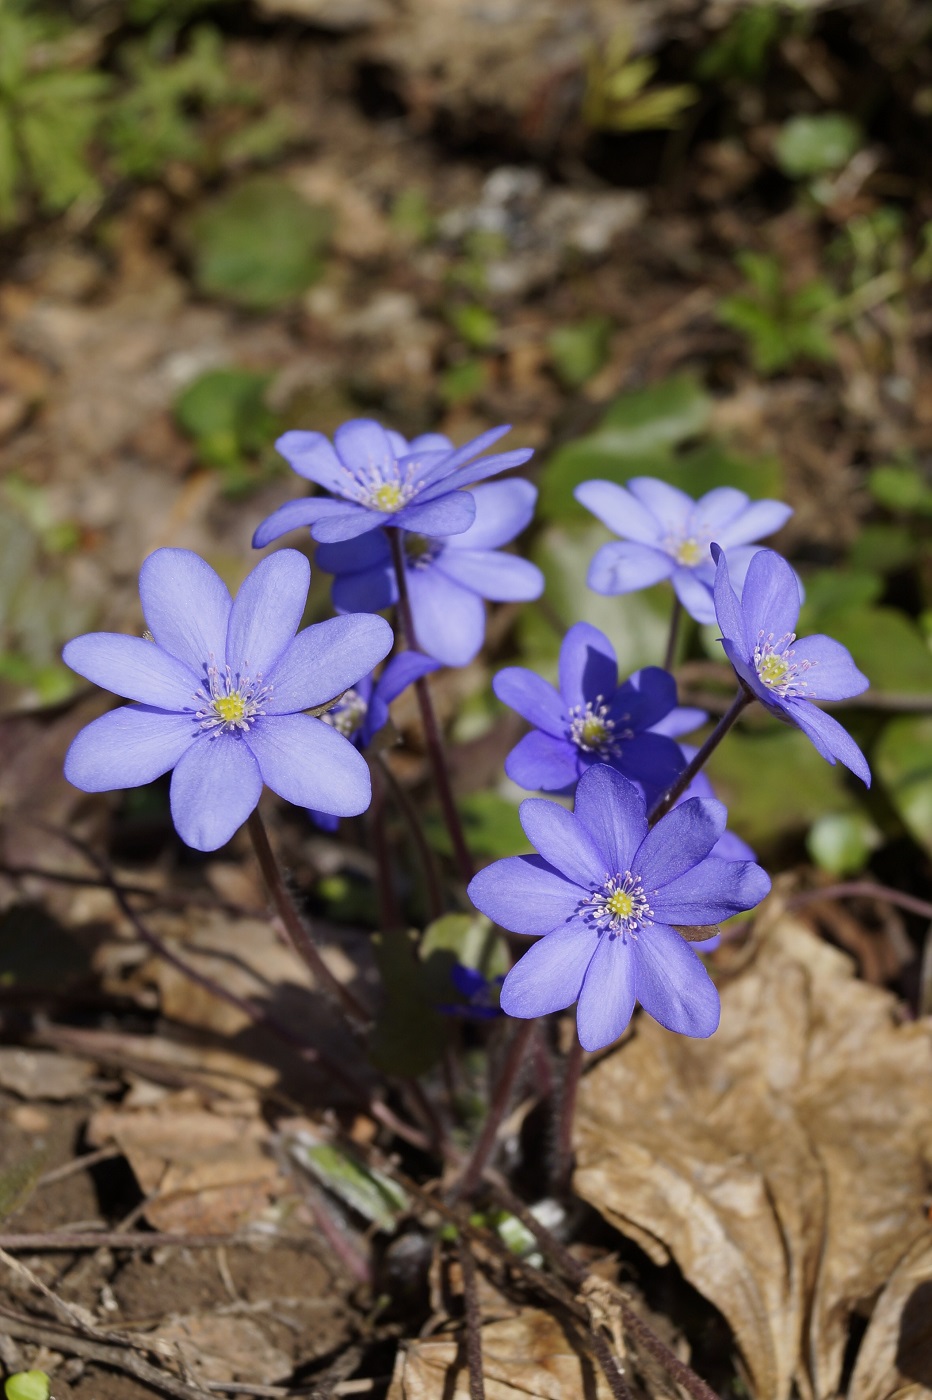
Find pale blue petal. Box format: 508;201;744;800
331;563;397;614
573;765;646;874
671;565;717;624
247;713;373;813
447;479;537;551
407;565;485;664
634;923;720;1037
364;650;439;744
573;480;661;545
628;477;693;532
274;432;347;493
435;548;543;601
559;622;617;708
139;549;231;673
500;922;596;1018
576;931;637;1050
493;668;564;735
395;491;476;537
714;499;793;548
504;730;578;791
587;541;674;595
252;498;352;549
789;635;869;701
226;550;310;678
64;706;194;791
711;545;748;655
266;614;393;713
334;419;396;480
688;487;749;537
467;854;582;935
63;634;198;709
739;549;801;646
170;735;262;851
417;448;534;500
782;700;871;785
651;856;770;924
519;798;607;888
635;797;727;890
312;505;395;543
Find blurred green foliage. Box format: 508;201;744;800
175;367;282;493
695;3;785;83
584;26;698;131
719;252;837;373
774;112;862;179
548;317;612;388
4;1374;50;1400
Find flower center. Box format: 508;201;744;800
370;481;407;513
403;532;441;570
321;688;368;740
753;631;813;698
567;699;629;756
581;872;654;939
194;661;272;735
674;536;703;567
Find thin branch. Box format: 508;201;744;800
787;881;932;922
456;1240;486;1400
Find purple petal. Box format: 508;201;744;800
519;798;607;888
559;622;617;708
711;546;748;656
573;765;646;874
247;713;372;814
252;498;352;549
334;419;396;479
312;505;395;543
671;565;717;624
628;477;693;531
576;932;637;1050
573;480;661;545
739;549;801;646
504;730;579;791
468;854;582;935
448;478;537;550
417;448;534;500
436;548;543;602
316;530;392;575
266;614;393;713
500;923;595;1018
139;549;231;673
789;635;869;701
635;797;727;890
64;706;194;791
365;650;439;744
613;666;678;730
713;829;756;862
63;634;198;709
407;565;485;664
407;432;454;454
587;541;674;595
431;424;511;473
634;923;720;1037
226;550;310;678
781;700;871;785
714;499;793;548
616;732;686;802
169;735;262;851
494;668;564;735
651;855;770;924
688;487;749;537
274;432;347;493
331;562;397;614
650;706;707;738
395;491;477;537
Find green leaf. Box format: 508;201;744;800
291;1138;408;1231
774;113;862;179
548;317;611;388
429;789;528;860
175;368;275;466
4;1374;51;1400
806;811;881;876
827;608;932;695
874;716;932;856
419;912;509;1010
868;461;932;516
370;928;446;1077
186;176;332;309
0;106;19;225
448;303;498;351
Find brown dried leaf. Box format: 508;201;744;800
849;1236;932;1400
0;1049;95;1100
386;1308;617;1399
573;913;932;1400
148;1313;291;1385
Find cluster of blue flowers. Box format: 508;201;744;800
63;416;870;1051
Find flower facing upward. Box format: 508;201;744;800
574;477;792;624
316;479;544;666
63;549;394;851
493;621;685;803
712;545;870;784
467;765;770;1050
252;420;533;549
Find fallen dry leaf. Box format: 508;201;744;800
573;912;932;1400
386;1308;617;1399
0;1048;95;1100
149;1312;291;1385
848;1235;932;1400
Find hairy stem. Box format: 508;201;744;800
649;686;754;824
389;528;475;886
457;1240;487;1400
551;1036;585;1196
663;596;683;672
451;1018;536;1200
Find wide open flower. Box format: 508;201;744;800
575;477;792;624
309;649;439;831
253;420;533;548
712;545;870;784
63;549;393;851
315;479;544;667
493;621;685;803
468;765;770;1050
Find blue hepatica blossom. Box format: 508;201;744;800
309;649;439;831
63;549;393;851
575;477;792;624
253;419;533;548
712;545;871;784
494;622;685;803
439;964;505;1020
315;479;544;667
468;765;771;1050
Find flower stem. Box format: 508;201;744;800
376;752;445;922
451;1017;536;1200
369;760;402;930
649;686;754;825
551;1036;585;1196
663;596;683;672
246;808;371;1027
389;528;475;886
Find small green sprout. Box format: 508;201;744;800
584;26;698;132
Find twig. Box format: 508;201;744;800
0;1230;263;1251
37;1146;122;1188
787;880;932;922
456;1240;486;1400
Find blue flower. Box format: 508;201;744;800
63;549;393;851
253;420;533;548
493;622;686;803
712;545;871;784
575;478;792;624
314;478;544;666
308;649;439;831
467;765;771;1050
439;963;505;1020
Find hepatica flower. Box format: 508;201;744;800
253;419;533;548
575;477;792;624
468;766;770;1050
316;479;544;666
63;549;393;851
494;622;685;802
712;545;870;784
